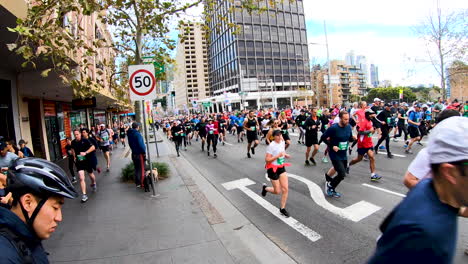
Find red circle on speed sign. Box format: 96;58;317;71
129;69;156;96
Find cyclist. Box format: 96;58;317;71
0;158;77;263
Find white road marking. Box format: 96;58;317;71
289;133;299;137
222;178;322;242
288;174;381;222
223;142;234;146
362;184;407;198
376;151;406;158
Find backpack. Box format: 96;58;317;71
0;226;33;263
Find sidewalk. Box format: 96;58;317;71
44;132;295;263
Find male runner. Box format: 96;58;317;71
394;103;408;142
278;112;291;149
170;121;184;157
244;110;260;158
295;110;307;145
304;108;321;166
196;117;208;151
96;124;112;171
321;111;355;198
206;118;218;158
374;103;394;158
347;109;382;181
405;104;422;154
71;129;97;203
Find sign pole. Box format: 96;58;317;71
141;99;157;196
152;123;160;158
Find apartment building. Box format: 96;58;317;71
447;61;468;101
174;22;210;110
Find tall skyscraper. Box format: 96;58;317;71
206;0;311;109
370;64;379;88
174;22;210;110
345;50;355;66
356;55;369;86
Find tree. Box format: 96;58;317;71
413;6;467;100
362;87;417;103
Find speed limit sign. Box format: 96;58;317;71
128;65;157;101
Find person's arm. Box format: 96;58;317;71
403;171;420;189
137;133;146;154
266;129;273;144
265;152;283;163
243;119;249;130
81;145;95;156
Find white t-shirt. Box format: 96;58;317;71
333;116;340;124
407;148;432;180
261;119;270;131
266;140;285;166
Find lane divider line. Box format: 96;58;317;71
362;183;406;198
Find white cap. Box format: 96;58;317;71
99;124;105;127
373;98;381;102
428;116;468;164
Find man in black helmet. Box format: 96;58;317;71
0;158;77;263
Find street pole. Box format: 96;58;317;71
141;100;157;196
324;20;332;107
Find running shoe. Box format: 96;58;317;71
91;184;97;192
106;167;110;172
417;142;423;146
346;166;350;174
309;157;317;166
261;184;267;197
280;208;290;218
379;145;386;150
322;157;329;163
393;138;399;142
81;194;88;203
387;153;394;159
371;174;382;181
222;142;225;146
207;151;210;156
405;149;413;154
71;177;77;184
214;153;217;158
403;144;408;149
251;147;255;155
325;182;334;197
247;153;251;158
332;190;342;198
298;140;301;144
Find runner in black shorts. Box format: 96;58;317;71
71;129;97;203
197;117;208;151
119;123;127;147
261;130;291;218
304;108;320;166
244;110;259;158
278;112;291;149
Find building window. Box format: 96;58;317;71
264;42;272;58
261;25;270;41
246;41;255;56
255;41;263;56
272;43;280;57
284;13;292;27
278;27;286;41
277;12;284;26
253;25;261;40
271;26;278;41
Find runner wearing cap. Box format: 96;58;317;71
169;120;184;157
374;103;394;158
304;108;321;166
394;103;408;142
261;129;291;217
368;116;468;263
347;109;382;181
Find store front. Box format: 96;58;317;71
43;100;73;161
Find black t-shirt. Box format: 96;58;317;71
295;114;307;128
197;122;207;135
171;125;184;137
71;138;94;160
377;109;392;128
304;116;321;135
397;108;407;125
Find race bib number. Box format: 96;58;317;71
181;133;186;137
77;155;86;161
301;121;305;125
338;142;348;151
387;117;391;124
277;157;285;165
175;133;179;136
282;129;288;134
251;127;256;131
324;125;328;129
209;131;214;134
102;135;109;141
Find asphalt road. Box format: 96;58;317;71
169;129;468;264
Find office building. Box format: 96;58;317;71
356;55;369;85
174;22;210;110
345;50;355;66
204;0;311;110
370;64;379;88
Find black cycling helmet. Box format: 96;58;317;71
7;158;78;200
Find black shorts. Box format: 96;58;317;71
350;118;356;127
112;134;119;140
408;126;420;139
262;130;269;137
236;126;244;134
199;133;207;139
247;132;258;143
76;160;95;173
100;145;110;152
282;133;290;141
267;167;286;181
357;147;373;156
305;134;318;147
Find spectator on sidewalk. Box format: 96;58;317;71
0;141;18;169
127;122;146;188
18;139;34;158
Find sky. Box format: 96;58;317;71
175;0;467;87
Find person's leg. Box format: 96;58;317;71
133;155;142;186
88;172;96;185
403;125;408;142
285;139;290;149
201;136;206;151
349;155;363;166
305;146;311;160
105;151;110;168
311;144;319;159
278;173;289;209
78;170;86;194
329;159;347;190
68;158;75;179
265;179;281;194
368;150;376;173
213;134;218;153
207;135;212;152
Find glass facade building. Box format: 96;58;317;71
207;0;311;97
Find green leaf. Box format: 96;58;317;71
6;43;17;51
41;68;52;77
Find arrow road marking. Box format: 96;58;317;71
288;174;381;222
222;178;322;242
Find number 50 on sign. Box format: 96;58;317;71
129;65;157;101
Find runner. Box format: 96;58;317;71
235;113;245;143
278;112;291;149
71;129;97;203
96;124;112;171
261;130;291;218
295;109;307;145
374;103;394;158
405;104;422;154
244;110;260;158
304;107;321;166
217;114;227;145
170;120;184;157
261;113;271;141
265;119;280;145
183;118;193;147
349;101;367;154
112;123;119;147
206;118;218;158
347;109;382;181
393;103;408;142
196;117;208;151
321;111;355;198
65;138;77;183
